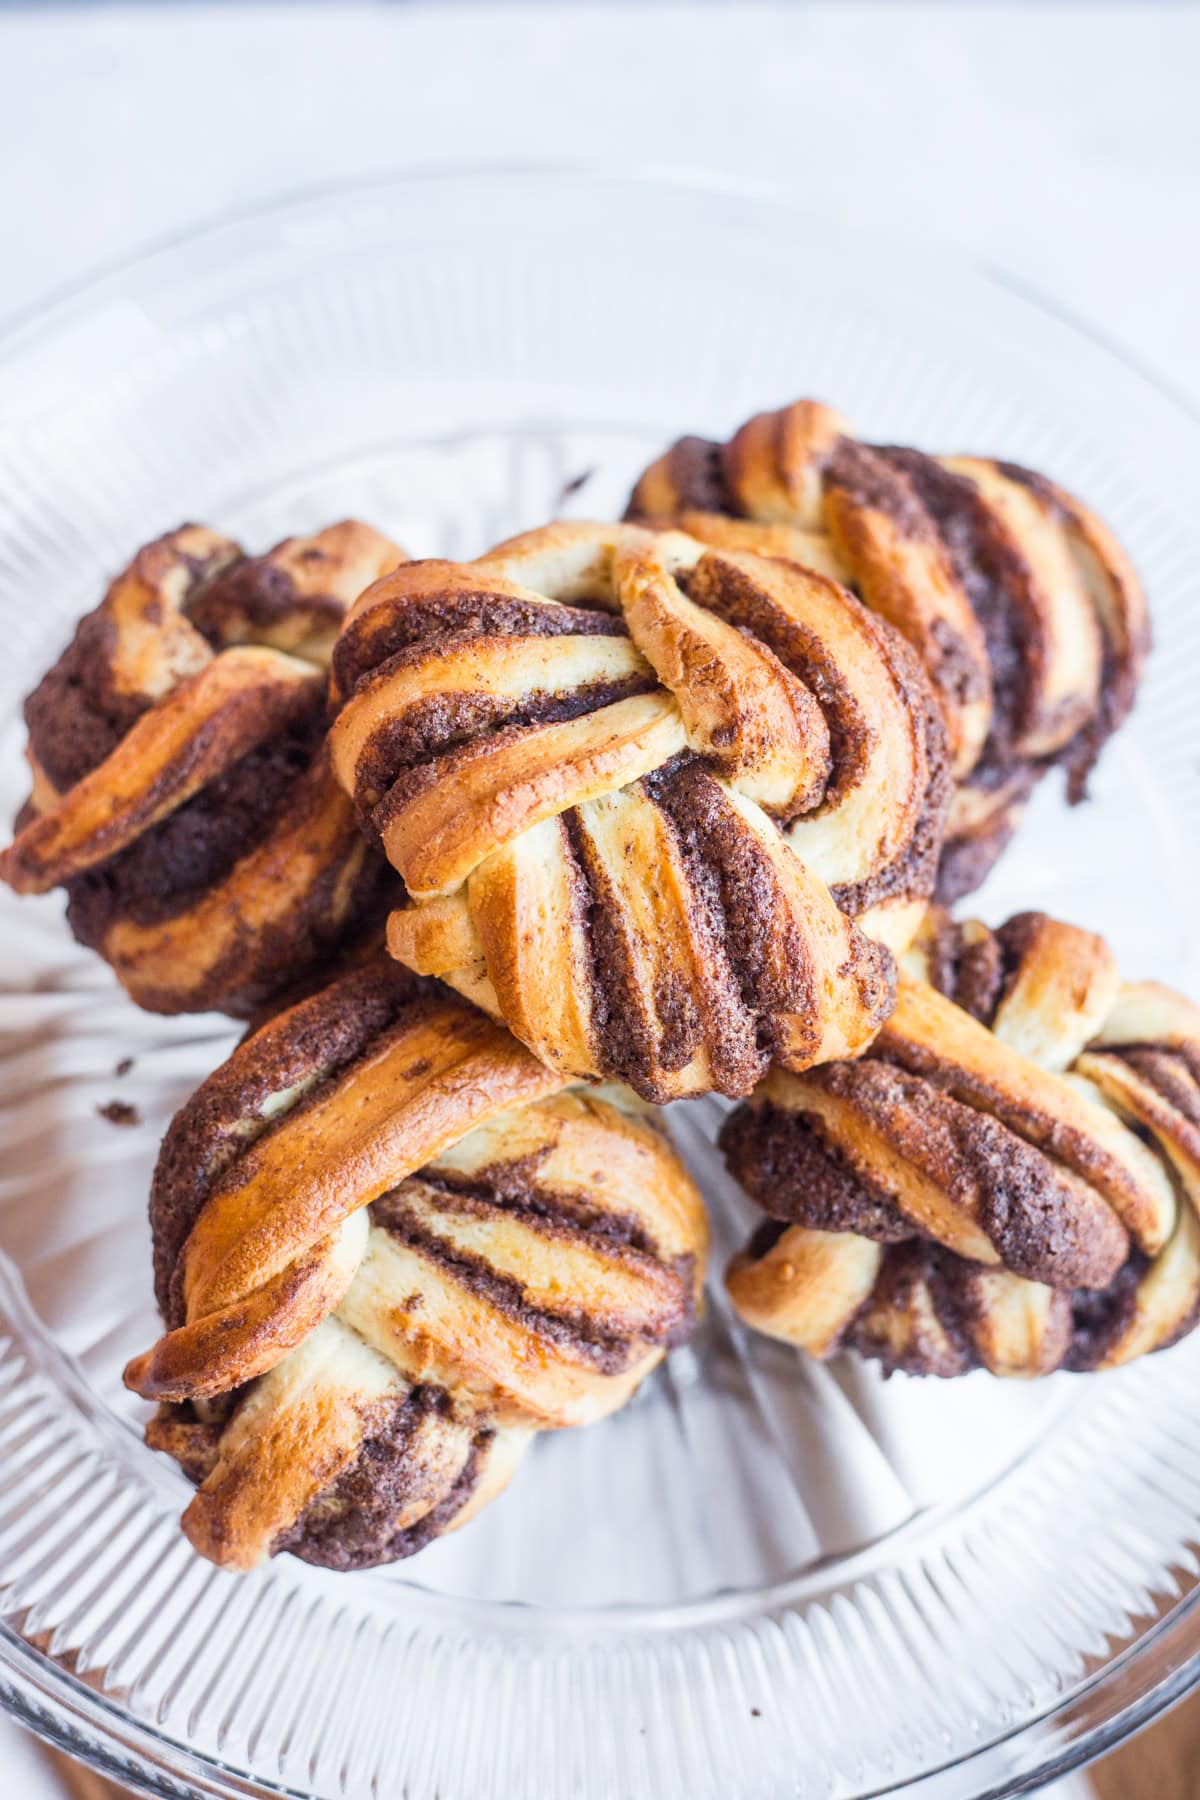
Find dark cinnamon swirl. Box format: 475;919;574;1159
328;520;953;1101
1;520;404;1014
724;909;1200;1378
125;960;708;1570
629;402;1147;901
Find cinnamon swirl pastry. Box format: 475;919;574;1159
724;910;1200;1378
328;520;951;1101
125;960;707;1571
629;402;1147;901
1;521;404;1015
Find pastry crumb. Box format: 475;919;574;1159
556;467;595;503
98;1099;141;1127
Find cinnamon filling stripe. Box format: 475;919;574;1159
422;1167;656;1254
178;1003;560;1323
150;962;421;1318
349;1217;649;1384
790;1060;1129;1288
374;1179;689;1355
275;1394;495;1571
96;768;375;1015
3;650;323;893
63;702;329;940
564;785;717;1096
334;631;653;793
180;1310;404;1571
874;447;1043;753
377;691;688;899
426;1093;704;1259
332;579;628;700
878;975;1176;1254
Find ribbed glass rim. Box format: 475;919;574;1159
2;157;1197;427
1;160;1199;1799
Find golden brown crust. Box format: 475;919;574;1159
2;522;405;1015
628;403;1147;903
128;962;708;1571
822;441;992;776
330;520;953;1100
724;910;1200;1379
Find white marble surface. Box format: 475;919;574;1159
0;3;1191;1795
2;2;1199;410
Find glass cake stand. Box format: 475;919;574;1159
1;166;1199;1800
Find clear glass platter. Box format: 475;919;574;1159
1;165;1199;1800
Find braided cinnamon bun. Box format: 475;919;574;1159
724;909;1200;1378
629;401;1147;901
1;521;404;1015
328;520;951;1102
125;959;707;1571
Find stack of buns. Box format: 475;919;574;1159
4;399;1185;1574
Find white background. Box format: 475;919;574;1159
3;1;1200;407
0;3;1194;1794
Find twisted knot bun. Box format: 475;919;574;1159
1;521;404;1015
629;400;1147;901
328;520;951;1101
126;960;707;1570
724;910;1200;1378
